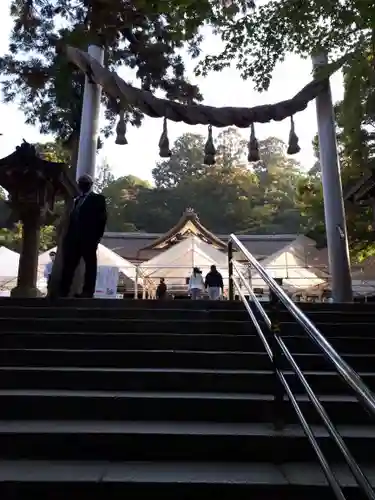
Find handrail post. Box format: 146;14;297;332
134;266;139;299
270;278;285;430
228;240;234;301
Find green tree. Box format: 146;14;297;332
152;133;206;188
152;127;248;188
0;222;56;252
176;163;259;233
35;141;71;164
199;0;373;92
337;56;375;175
0;0;251;163
94;160;115;193
249;137;306;233
102;175;152;232
298;122;375;261
127;186;182;232
142;130;306;234
337;58;375;260
101;130;309;236
215;127;247;170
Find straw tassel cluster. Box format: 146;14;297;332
114;115;300;165
115;110;127;145
158;117;172;158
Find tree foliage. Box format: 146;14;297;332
199;0;374;92
0;222;56;253
337;54;375;261
297;54;375;261
102;174;152;232
34;141;71;164
104;128;307;234
214;0;374;261
152;133;206;188
94;160;115;193
0;0;253;157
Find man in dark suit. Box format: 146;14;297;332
60;174;107;298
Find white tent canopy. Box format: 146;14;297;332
0;246;20;290
352;256;375;281
140;235;244;286
351;280;375;296
250;235;328;292
34;244;138;292
350;257;375;296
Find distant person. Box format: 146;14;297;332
60;174;107;298
44;251;56;291
205;265;224;300
189;267;204;300
156;278;167;299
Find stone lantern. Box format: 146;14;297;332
0;141;77;297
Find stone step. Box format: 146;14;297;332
0;317;254;334
2;331;375;355
0;306;248;321
0;459;373;499
0;421;373;463
1;297;374;312
0;366;373;394
0;390;372;425
0;298;245;310
1;348;374;372
0;305;375;323
0;317;374;336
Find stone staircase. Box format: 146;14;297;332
0;298;374;499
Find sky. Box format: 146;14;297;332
0;0;344;183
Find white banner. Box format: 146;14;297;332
95;266;119;299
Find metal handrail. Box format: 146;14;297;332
232;263;375;499
229;233;375;417
228;235;375;500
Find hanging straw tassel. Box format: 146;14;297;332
247;123;260;162
115;110;128;145
158;117;172;157
204;124;216;165
287;115;301;154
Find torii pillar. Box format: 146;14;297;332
312;53;352;302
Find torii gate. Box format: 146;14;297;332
64;44;353;302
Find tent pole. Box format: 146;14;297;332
192;235;194;270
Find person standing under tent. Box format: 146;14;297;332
60;174;107;298
205;265;224;300
44;250;56;292
189;267;204;300
156;278;167;299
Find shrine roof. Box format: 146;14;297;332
136;208;227;257
344;170;375;203
102;231;300;263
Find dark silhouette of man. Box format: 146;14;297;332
60;174;107;298
156;278;167;299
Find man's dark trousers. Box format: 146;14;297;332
60;237;98;298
